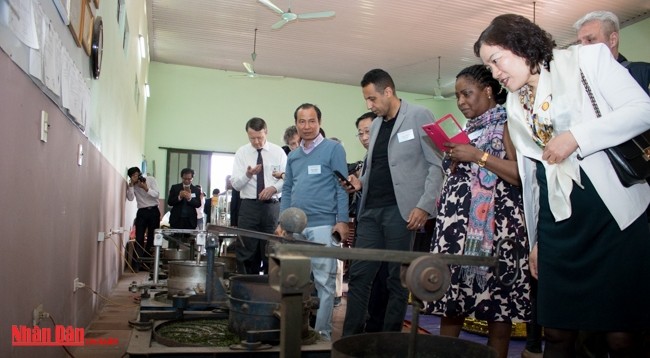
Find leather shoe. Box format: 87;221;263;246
521;349;543;358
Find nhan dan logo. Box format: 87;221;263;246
12;325;84;346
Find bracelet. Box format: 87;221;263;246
477;152;489;167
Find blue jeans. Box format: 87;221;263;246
343;205;414;336
303;225;338;341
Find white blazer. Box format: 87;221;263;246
506;44;650;248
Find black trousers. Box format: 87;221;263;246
236;199;279;275
134;206;160;266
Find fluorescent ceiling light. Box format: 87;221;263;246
139;35;146;58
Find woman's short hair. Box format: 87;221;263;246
474;14;556;73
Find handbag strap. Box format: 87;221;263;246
580;70;601;118
581;69;650;158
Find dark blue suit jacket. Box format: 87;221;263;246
167;183;202;229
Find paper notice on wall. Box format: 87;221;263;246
6;0;39;49
66;68;86;127
68;75;89;131
61;47;73;109
80;84;90;131
42;23;61;96
28;46;42;80
28;0;46;81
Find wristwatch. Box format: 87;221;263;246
477;152;489;167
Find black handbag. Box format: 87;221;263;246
580;70;650;187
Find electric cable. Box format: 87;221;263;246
107;236;138;273
80;285;140;308
47;315;77;358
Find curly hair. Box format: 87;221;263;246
456;64;507;105
474;14;556;73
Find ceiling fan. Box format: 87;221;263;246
258;0;335;30
233;29;283;79
417;56;455;101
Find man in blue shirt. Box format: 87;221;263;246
277;103;349;341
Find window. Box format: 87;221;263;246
210;153;235;195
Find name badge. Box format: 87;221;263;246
397;129;415;143
468;129;482;141
308;165;322;174
191;193;196;198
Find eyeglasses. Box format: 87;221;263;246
355;130;370;138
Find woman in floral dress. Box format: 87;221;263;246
428;64;531;358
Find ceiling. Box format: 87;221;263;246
146;0;650;98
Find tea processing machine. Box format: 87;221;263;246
126;208;509;357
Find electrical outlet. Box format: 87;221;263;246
98;232;105;242
40;111;48;142
77;144;83;166
74;278;80;292
33;304;44;326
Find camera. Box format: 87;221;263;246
138;175;146;183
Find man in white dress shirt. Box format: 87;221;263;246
231;117;287;274
126;166;160;271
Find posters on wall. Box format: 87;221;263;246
3;0;90;131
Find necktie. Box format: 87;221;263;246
256;148;264;196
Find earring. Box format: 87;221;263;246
488;95;492;99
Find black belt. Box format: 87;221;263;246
139;205;159;210
243;198;279;204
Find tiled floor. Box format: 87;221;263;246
70;271;530;357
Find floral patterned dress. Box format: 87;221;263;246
426;106;531;323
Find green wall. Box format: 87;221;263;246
145;62;461;190
89;0;151;176
620;17;650;61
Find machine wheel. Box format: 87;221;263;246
405;255;451;302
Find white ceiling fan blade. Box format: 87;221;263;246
297;11;335;20
271;18;289;29
243;62;255;74
258;0;284;15
441;79;456;88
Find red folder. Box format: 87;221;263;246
422;114;470;152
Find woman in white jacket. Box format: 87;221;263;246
474;14;650;357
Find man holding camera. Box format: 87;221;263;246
126;167;161;272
